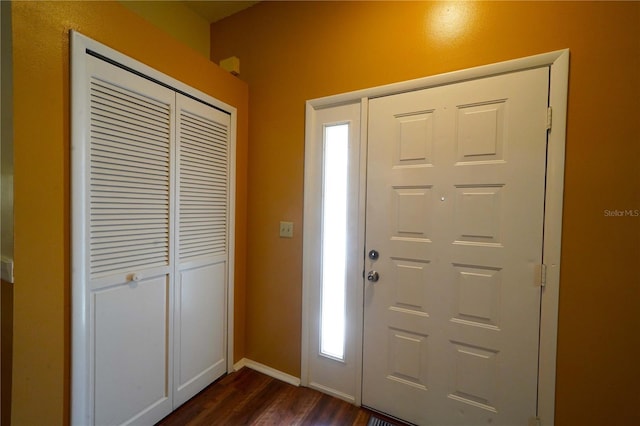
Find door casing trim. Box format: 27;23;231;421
302;49;569;425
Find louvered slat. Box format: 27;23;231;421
89;77;171;277
179;109;228;261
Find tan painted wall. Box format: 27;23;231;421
10;1;247;424
210;1;640;424
118;0;211;58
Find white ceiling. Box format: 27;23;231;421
181;1;260;23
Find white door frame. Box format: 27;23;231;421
302;49;568;424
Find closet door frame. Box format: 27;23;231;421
70;31;237;425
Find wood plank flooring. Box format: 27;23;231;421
156;367;406;425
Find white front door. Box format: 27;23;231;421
362;67;549;425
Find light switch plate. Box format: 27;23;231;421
279;221;293;238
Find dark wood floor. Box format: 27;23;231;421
156;367;405;425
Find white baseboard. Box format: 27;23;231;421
309;381;356;404
233;358;301;387
232;358;248;371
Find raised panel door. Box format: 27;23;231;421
362;67;549;425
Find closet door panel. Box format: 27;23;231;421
94;276;170;426
177;102;229;262
80;55;176;425
175;261;226;401
174;94;230;407
88;59;174;280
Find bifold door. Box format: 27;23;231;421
173;95;230;407
87;54;176;425
72;32;232;425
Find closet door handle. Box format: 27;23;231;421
130;273;141;282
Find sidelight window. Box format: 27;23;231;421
320;123;349;360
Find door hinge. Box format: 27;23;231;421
528;416;541;426
546;107;553;131
536;264;547;287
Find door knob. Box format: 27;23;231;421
368;249;379;260
367;270;379;282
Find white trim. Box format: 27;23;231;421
234;358;301;387
300;102;315;387
226;106;237;375
70;31;91;426
308;50;567;108
308;382;355;404
71;30;237;425
538;49;569;425
353;96;369;407
302;49;569;425
232;357;248;371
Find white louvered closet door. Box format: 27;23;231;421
74;33;234;426
85;54;176;426
173;94;230;406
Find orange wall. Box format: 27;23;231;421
211;1;640;424
11;1;247;424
